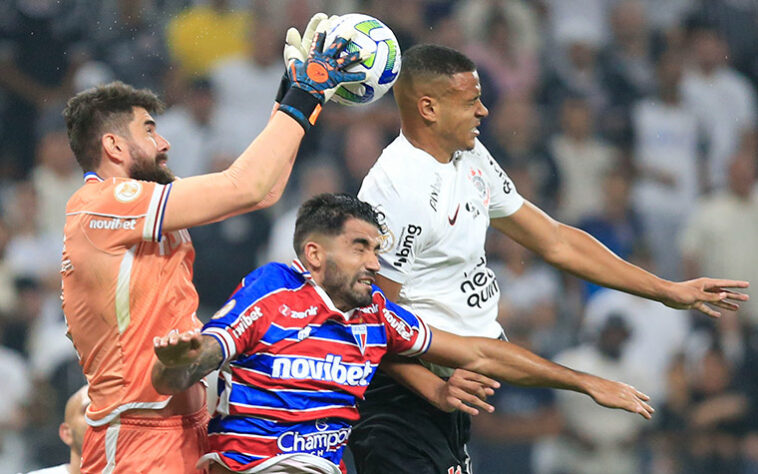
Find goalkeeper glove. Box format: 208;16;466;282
278;27;365;131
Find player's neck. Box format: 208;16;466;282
69;451;80;474
402;127;454;164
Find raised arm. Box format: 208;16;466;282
161;26;365;233
151;330;224;395
422;327;655;419
492;200;748;318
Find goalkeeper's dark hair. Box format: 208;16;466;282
399;44;476;81
63;81;165;172
293;193;380;259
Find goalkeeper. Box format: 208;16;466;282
61;16;363;474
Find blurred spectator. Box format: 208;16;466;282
455;0;542;59
364;0;426;49
465;8;540;103
190;155;272;313
584;270;690;400
158;77;218;178
484;95;559;211
2;182;62;289
599;0;657;143
0;0;89;178
210;17;284;154
543;0;610;50
469;320;563;474
0;221;17;314
30;116;81;237
681;17;757;191
578;170;644;298
683;345;748;473
541;315;648;474
489;234;565;356
25;385;88;474
265;160;344;264
630;49;700;280
0;320;31;472
680;149;758;326
89;0;170;90
338;118;391;194
549;96;619;224
166;0;252;77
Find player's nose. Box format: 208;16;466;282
156;132;171;152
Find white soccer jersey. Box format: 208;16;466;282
358;133;524;339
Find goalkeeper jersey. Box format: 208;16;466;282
358;133;524;339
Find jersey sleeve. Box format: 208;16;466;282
379;294;432;357
202;290;271;367
77;178;172;247
474;140;524;218
358;175;429;284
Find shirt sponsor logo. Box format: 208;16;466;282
277;425;352;454
357;303;379;314
114;180;142;202
382;308;412;340
279;304;318;319
271;354;373;386
88;218;137;230
232;305;263;337
448;204;460;225
392;224;422;268
211;300;236;320
460;257;499;308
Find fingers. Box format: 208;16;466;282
309;29;326;57
702;279;749;290
302;12;328;49
455;370;501;390
447;388;495;415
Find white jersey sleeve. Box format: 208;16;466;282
358;168;430;285
473;140;524;218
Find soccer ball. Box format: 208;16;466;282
324;14;401;106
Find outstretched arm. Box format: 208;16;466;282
380;356;498;415
151;330;224;395
422;327;655;419
492;201;749;318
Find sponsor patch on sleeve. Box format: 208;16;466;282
114;180;143;202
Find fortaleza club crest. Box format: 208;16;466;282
351;324;367;354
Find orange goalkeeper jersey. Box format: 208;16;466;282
61;172;202;426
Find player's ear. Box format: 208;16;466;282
101;133;126;164
303;241;324;270
417;95;438;122
59;422;73;447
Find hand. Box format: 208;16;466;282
288;26;366;103
434;369;500;416
153;329;203;368
283;13;336;66
582;374;654;420
662;278;749;318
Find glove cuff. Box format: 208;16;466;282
279;86;323;131
274;71;290;104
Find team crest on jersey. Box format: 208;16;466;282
211;300;236;319
351;324;368;354
468;168;490;207
114;180;143;202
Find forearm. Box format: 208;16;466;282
151;335;223;395
380;356;448;409
162;113;303;231
545;223;670;300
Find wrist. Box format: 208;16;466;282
278;86;324;131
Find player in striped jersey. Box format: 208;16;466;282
151;193;653;474
61;21;364;474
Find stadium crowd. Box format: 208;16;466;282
1;0;757;472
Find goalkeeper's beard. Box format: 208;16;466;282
128;144;175;185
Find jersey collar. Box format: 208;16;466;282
83;172;103;183
290;258;357;322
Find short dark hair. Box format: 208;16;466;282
399;44;476;82
62;81;165;172
293;193;380;258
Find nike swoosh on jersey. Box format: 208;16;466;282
448;204;460;225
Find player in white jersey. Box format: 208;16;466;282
351;44;749;474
